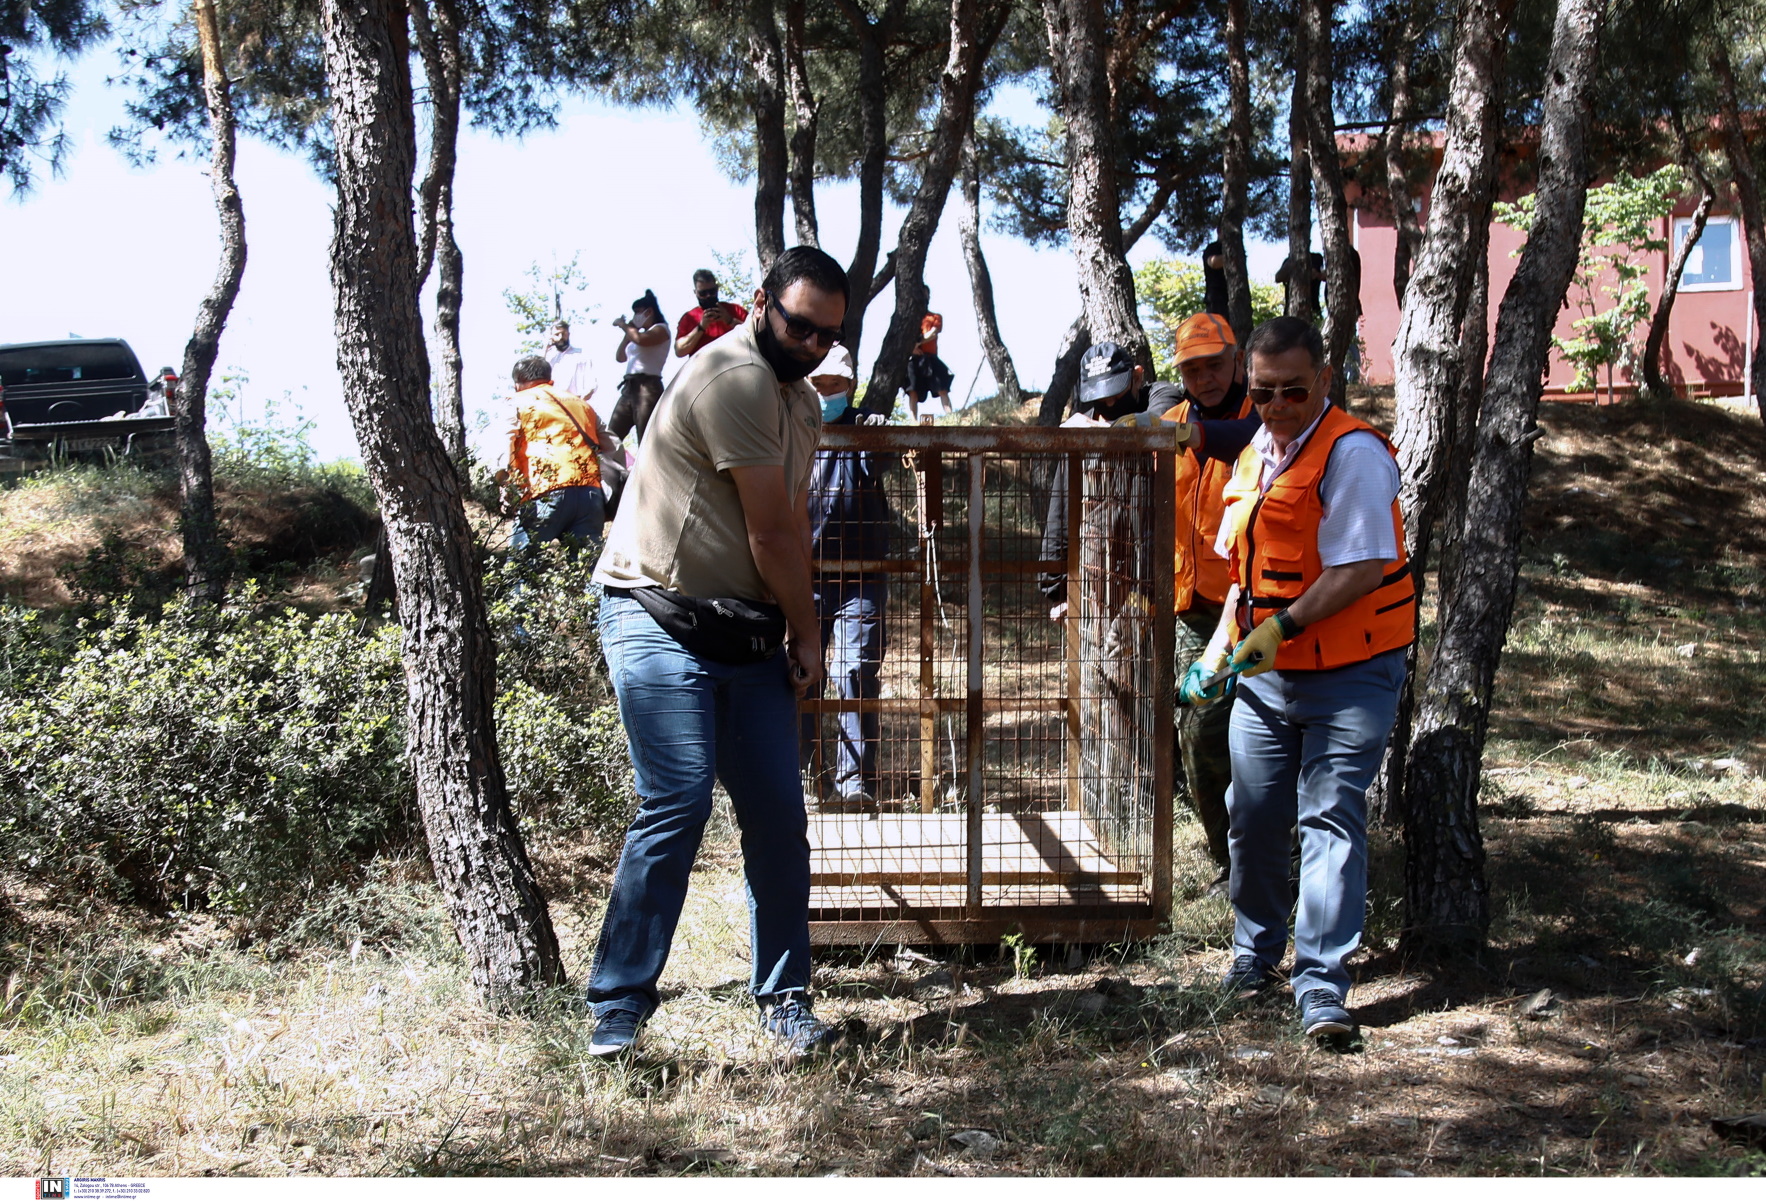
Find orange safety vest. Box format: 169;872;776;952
509;383;603;503
1220;404;1415;671
1164;391;1254;610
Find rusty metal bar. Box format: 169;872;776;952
917;450;942;815
819;425;1182;453
808;917;1165;946
1151;445;1178;921
965;452;985;914
811;870;1141;887
813;557;1062;576
800;696;1064;715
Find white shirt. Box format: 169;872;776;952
1216;403;1400;567
623;325;670;377
545;344;598;401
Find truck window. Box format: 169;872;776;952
0;344;144;387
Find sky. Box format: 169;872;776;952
0;50;1289;464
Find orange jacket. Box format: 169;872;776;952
509;383;602;503
1220;405;1415;670
1164;391;1255;609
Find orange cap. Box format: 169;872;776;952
1174;313;1236;363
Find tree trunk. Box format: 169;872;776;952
783;0;819;247
1040;0;1150;379
1383;2;1425;307
410;0;466;468
1218;0;1255;345
432;195;467;465
1302;0;1358;404
959;133;1021;409
1400;0;1604;957
1641;128;1713;401
863;0;1009;410
1372;0;1512;829
748;0;788;274
319;0;563;1008
176;0;245;606
1038;317;1091;424
1714;44;1766;421
1284;31;1315;324
830;0;906;360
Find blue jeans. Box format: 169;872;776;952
1225;647;1406;1001
513;485;605;554
803;578;885;798
586;592;813;1019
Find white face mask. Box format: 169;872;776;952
821;391;850;421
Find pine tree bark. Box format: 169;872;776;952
748;0;789;274
1383;2;1425;307
783;0;820;247
1301;0;1358;404
411;0;466;467
1218;0;1255;345
830;0;907;360
176;0;245;605
863;0;1009;409
1041;0;1150;377
1283;27;1315;324
1372;0;1511;829
1038;318;1091;424
1400;0;1605;956
1714;43;1766;421
959;133;1021;408
319;0;563;1008
1644;113;1715;401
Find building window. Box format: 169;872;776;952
1674;215;1741;292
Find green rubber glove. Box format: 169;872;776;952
1179;644;1233;706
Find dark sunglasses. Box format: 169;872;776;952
765;290;844;348
1247;370;1322;407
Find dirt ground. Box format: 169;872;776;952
3;396;1766;1176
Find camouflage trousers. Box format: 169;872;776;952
1175;602;1233;868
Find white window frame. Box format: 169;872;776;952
1674;215;1742;293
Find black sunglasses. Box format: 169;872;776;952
1247;370;1322;407
765;290;844;349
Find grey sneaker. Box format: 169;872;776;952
1221;954;1276;998
762;996;845;1055
1298;988;1354;1037
587;1007;644;1058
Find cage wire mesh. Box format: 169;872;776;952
802;426;1175;944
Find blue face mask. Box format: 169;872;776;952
821;391;850;421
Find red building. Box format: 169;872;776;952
1348;136;1753;398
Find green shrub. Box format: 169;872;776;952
0;596;411;914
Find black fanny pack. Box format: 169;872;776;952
618;586;786;664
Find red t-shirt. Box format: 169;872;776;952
915;312;943;355
677;302;749;348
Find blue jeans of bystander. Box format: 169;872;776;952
1225;647;1406;1001
585;592;813;1020
802;578;885;799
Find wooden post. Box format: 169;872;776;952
966;452;986;915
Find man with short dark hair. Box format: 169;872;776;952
1184;315;1415;1041
589;246;851;1059
674;268;750;358
499;355;605;553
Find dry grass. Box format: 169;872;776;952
5;397;1766;1177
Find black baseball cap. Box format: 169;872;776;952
1077;341;1136;405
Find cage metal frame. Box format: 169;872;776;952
802;424;1178;946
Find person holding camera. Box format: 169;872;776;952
609;289;671;443
673;268;750;358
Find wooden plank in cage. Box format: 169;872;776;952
1065;450;1083;813
808;916;1165;947
1151;443;1177;916
917;449;942;815
965;452;985;916
800;696;1064;714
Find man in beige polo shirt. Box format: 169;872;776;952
587;246;849;1059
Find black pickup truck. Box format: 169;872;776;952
0;338;178;471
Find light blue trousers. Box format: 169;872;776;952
1225;647;1406;1001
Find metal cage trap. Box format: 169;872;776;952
801;424;1177;945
